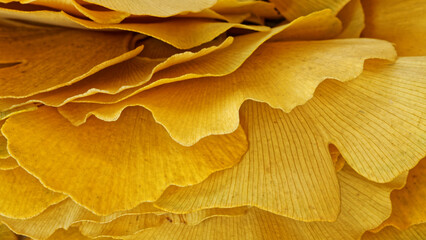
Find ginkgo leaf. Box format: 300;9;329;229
0;9;342;112
337;0;365;38
47;227;113;240
82;0;217;17
0;5;268;49
70;0;130;24
363;224;426;240
127;165;407;240
59;38;396;147
163;207;248;226
66;58;425;187
64;9;342;105
0;157;18;170
0;4;85;28
362;0;426;56
0;198;160;240
2;106;248;215
0;0;82;15
0;168;66;219
77;214;166;238
0;19;143;98
211;0;281;19
269;9;342;41
0;36;234;112
270;0;350;20
157;99;340;221
373;158;426;231
148;58;425;219
78;207;248;239
0;224;16;240
0;104;37;120
65;13;269;49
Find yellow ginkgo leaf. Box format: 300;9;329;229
78;207;248;239
77;214;165;238
47;227;113;240
363;224;426;240
0;4;85;28
362;0;426;56
374;158;426;231
337;0;365;38
0;36;234;112
62;9;342;106
0;4;267;50
0;9;341;112
127;165;407;240
150;57;425;219
0;19;143;98
82;0;217;17
163;207;248;226
211;0;281;19
0;168;66;219
269;9;342;41
0;198;160;240
0;104;37;121
156;100;340;221
0;224;16;240
71;57;425;186
70;0;130;24
2;106;248;215
59;38;396;147
0;0;82;15
271;0;350;20
66;13;269;49
0;157;18;170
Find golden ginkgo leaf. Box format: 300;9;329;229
0;19;142;98
211;0;281;19
127;165;407;240
0;198;160;240
363;224;426;240
2;106;248;215
81;0;217;17
0;36;234;112
78;207;248;239
271;0;350;20
0;0;81;16
47;227;113;240
0;4;85;28
73;56;425;186
77;214;166;239
66;14;269;50
0;4;268;50
0;104;37;120
336;0;364;38
62;9;342;106
362;0;426;56
155;100;340;221
0;224;16;240
0;157;18;170
2;10;334;111
149;57;425;220
269;9;342;42
70;0;130;24
59;38;396;147
0;168;66;219
374;158;426;231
